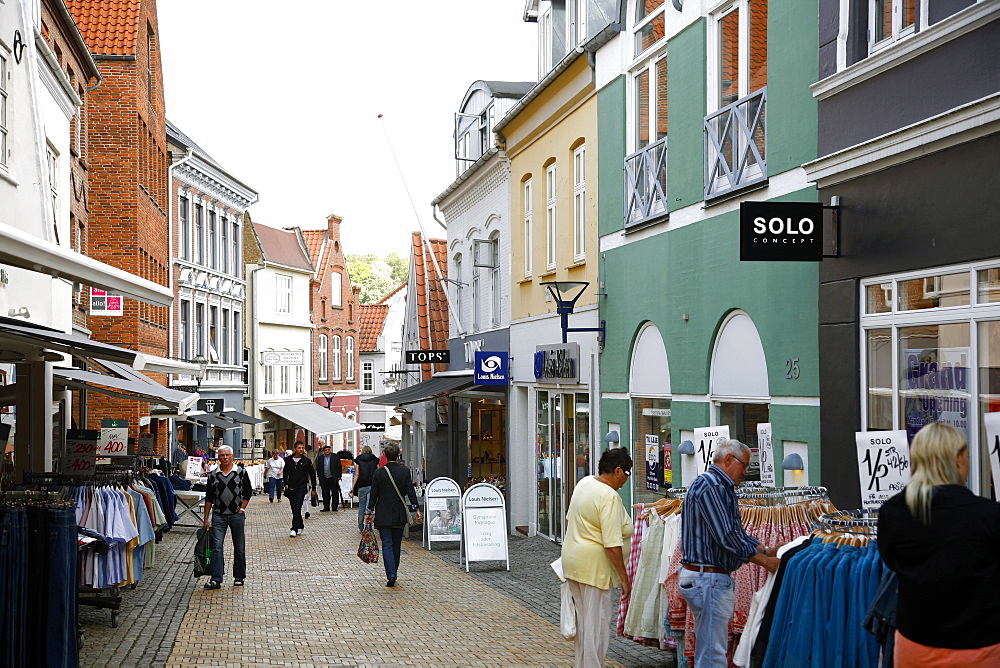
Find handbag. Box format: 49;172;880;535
357;515;379;564
385;467;415;527
193;527;213;578
560;580;577;639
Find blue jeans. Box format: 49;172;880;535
378;527;404;580
268;477;283;500
678;569;735;667
47;508;77;668
356;486;371;530
210;512;246;581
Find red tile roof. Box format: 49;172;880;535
411;232;449;380
252;223;313;272
301;230;326;270
358;305;389;352
66;0;142;56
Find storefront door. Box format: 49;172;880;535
535;391;590;542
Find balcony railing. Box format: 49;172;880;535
704;87;767;200
624;136;668;227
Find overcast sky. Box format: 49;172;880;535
158;1;538;259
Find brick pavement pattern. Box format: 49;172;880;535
79;495;675;667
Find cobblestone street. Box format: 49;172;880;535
78;495;674;667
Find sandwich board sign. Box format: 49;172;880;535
461;483;509;572
424;477;462;549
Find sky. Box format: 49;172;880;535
158;1;539;259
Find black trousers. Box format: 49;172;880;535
318;477;339;510
286;486;307;530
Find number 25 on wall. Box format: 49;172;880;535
785;358;801;380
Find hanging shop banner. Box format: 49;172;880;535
404;349;450;365
692;425;731;475
462;483;509;572
984;412;1000;490
739;201;823;262
425;477;463;548
533;342;580;384
855;430;910;509
65;429;99;476
902;347;970;441
98;426;128;457
645;434;660;491
90;288;123;316
474;351;509;385
757;423;776;487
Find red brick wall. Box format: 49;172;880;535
312;215;360;395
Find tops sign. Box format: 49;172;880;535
405;350;450;365
740;201;823;262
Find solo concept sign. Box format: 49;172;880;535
740;201;823;261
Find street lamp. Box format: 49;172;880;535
322;391;337;410
540;281;606;345
191;354;209;392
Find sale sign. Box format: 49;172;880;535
984;412;1000;489
66;429;99;476
757;423;776;487
693;425;731;475
855;430;911;508
98;427;128;457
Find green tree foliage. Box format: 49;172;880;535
346;254;407;304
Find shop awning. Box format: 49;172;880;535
364;373;474;406
53;366;198;412
263;402;362;436
0;317;139;365
221;410;267;425
186;413;240;430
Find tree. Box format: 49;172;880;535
347;254;404;304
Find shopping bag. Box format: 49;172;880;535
193;527;213;578
358;520;379;564
560;580;577;639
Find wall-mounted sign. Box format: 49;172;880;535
692;425;731;475
740;201;823;262
197;398;222;413
261;350;304;366
533;342;580;384
855;430;910;508
643;408;672;417
90;288;123;316
405;349;450;365
474;351;508;385
361;422;385;432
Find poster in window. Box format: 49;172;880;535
902;347;970;440
645;434;660;491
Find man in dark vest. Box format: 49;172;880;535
316;444;341;512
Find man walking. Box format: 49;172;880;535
352;445;380;531
316;444;341;512
679;439;780;666
283;441;317;536
202;445;252;590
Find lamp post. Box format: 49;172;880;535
539;281;606;345
322;391;337;411
190;354;208;453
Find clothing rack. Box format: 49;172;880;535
815;508;879;529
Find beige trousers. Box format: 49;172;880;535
568;579;612;668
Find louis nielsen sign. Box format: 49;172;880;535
740;201;823;262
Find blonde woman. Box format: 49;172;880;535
878;422;1000;666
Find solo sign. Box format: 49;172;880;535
855;430;910;508
740;201;823;261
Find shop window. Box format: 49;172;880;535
866;328;893;430
718;402;769;480
632;397;672;505
978;268;1000;304
898;271;969;310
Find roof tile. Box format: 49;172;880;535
411;232;449;380
66;0;142;56
358;305;388;352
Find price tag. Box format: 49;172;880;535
855;430;910;508
65;429;99;476
98;427;129;457
136;433;155;457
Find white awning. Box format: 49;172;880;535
263;402;362;436
53;365;198;412
0;220;173;307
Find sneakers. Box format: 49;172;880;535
204;581;221;590
268;497;273;503
305;512;311;519
386;577;396;587
234;579;244;586
289;529;297;537
296;529;303;536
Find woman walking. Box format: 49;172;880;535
265;449;284;502
366;444;422;587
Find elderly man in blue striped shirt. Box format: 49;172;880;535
679;439;780;667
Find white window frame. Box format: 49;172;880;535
179;299;190;360
633;0;668;59
346;337;355;380
362;360;374;392
630;52;669;152
490;237;501;327
869;0;918;54
231;220;240;276
194;203;204;265
573;145;586;262
264;364;275;396
454;254;463;328
46;145;59;234
546;163;557;270
332;272;342;307
333;335;342;380
539;4;553;76
859;258;1000;498
472;269;481;331
208;209;218;270
0;50;8;170
567;0;588;47
276;274;292;314
524;179;533;278
280;365;290;395
707;0;766;113
179;195;190;260
318;334;328;381
295;365;304;394
220;214;229;274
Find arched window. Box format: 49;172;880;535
332;272;342;307
318;334;328;381
332;335;342;380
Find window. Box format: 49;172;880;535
346;337;355;380
194;203;204;264
523;179;533;277
539;5;553;76
209;306;218;362
453;254;463;324
473;269;481;330
546;163;557;270
0;51;7;169
179;300;190;360
231;221;240;274
363;361;374;392
179;197;190;260
568;0;588;47
870;0;916;53
332;272;342;307
632;397;673;502
47;146;59;239
479;104;496;156
220;215;229;274
573;145;586;261
194;303;204;356
627;54;668;226
295;365;304;394
221;309;230;364
318;334;328;381
232;317;240;368
208;211;217;269
264;364;274;395
280;365;290;394
634;0;667;55
276;274;291;313
333;336;342;380
490;238;501;326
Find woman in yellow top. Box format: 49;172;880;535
561;447;634;668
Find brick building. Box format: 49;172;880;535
67;0;172;447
